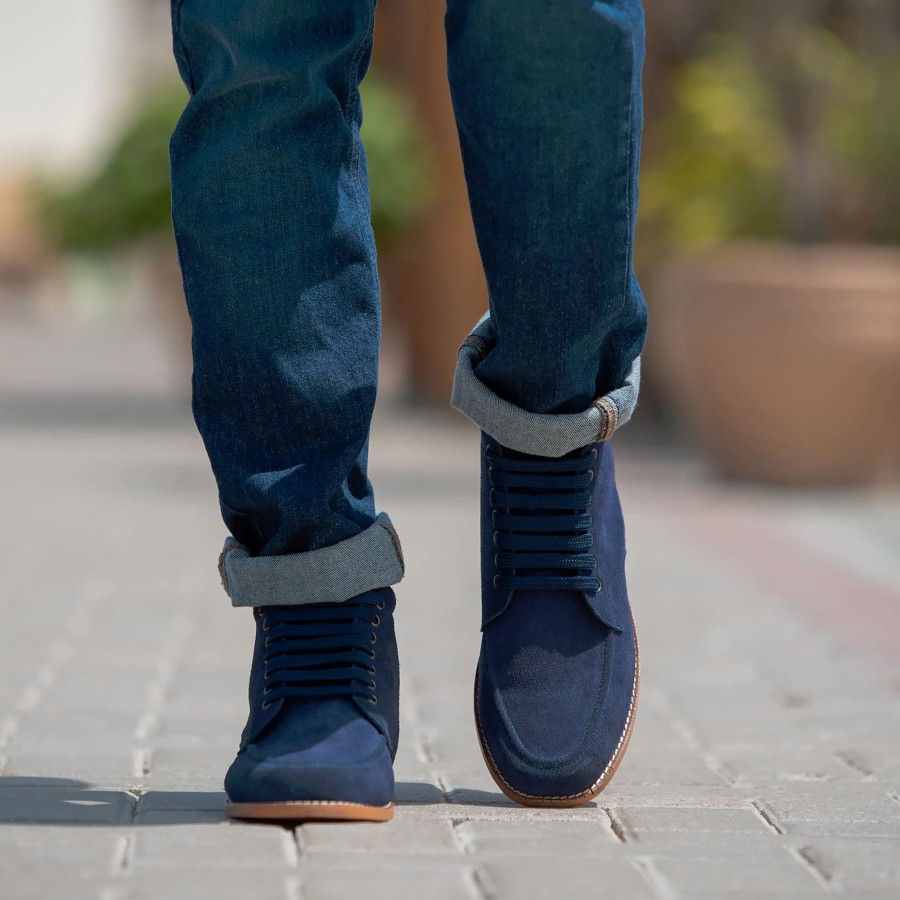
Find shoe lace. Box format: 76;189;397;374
260;594;384;709
488;444;601;593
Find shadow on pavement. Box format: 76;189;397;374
0;777;524;825
0;777;225;826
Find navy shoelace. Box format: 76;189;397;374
488;444;601;593
260;594;384;708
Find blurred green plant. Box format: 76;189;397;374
40;85;186;253
360;74;434;252
39;75;432;255
640;8;900;251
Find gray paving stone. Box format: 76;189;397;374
128;823;292;870
649;853;827;895
432;768;522;809
299;819;459;855
684;894;835;900
790;837;900;893
2;319;900;897
711;744;855;787
9;709;138;741
454;818;621;856
394;779;446;806
601;785;751;808
395;803;609;824
0;824;120;870
131;789;228;824
298;865;473;900
0;782;134;824
140;746;236;786
610;744;728;788
475;855;656;898
1;872;120;900
2;747;136;782
614;804;774;841
105;870;293;900
625;831;786;856
759;784;900;838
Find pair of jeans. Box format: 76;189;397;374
169;0;647;607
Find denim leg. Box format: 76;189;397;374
446;0;648;449
169;1;404;605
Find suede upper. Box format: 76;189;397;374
226;587;399;807
477;436;637;800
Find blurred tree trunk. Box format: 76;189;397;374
373;2;488;405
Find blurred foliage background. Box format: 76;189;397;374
23;1;900;269
639;0;900;259
38;77;433;257
1;0;898;483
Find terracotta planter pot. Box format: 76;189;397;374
652;243;900;484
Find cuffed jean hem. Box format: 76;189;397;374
450;313;641;458
218;512;405;607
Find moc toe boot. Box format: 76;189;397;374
475;436;638;807
225;587;399;822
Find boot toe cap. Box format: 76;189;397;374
225;715;394;808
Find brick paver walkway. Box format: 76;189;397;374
1;319;899;898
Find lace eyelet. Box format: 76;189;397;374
376;599;385;610
262;620;271;632
493;575;500;589
492;531;499;547
493;553;500;567
372;615;380;628
590;449;598;460
370;633;377;644
262;701;272;709
587;469;595;482
263;685;272;694
367;680;376;690
369;695;378;705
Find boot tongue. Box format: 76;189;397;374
491;443;624;631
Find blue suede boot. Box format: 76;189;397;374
476;436;639;807
225;588;399;822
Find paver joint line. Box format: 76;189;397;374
2;318;900;896
751;799;787;836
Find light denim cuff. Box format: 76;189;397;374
450;313;640;457
218;512;404;607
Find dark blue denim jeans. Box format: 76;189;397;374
169;0;647;606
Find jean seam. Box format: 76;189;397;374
460;334;490;360
592;396;618;442
621;20;638;314
354;34;374;192
379;520;405;573
171;0;196;95
347;5;375;194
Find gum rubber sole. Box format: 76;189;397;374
474;622;640;809
226;800;394;823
